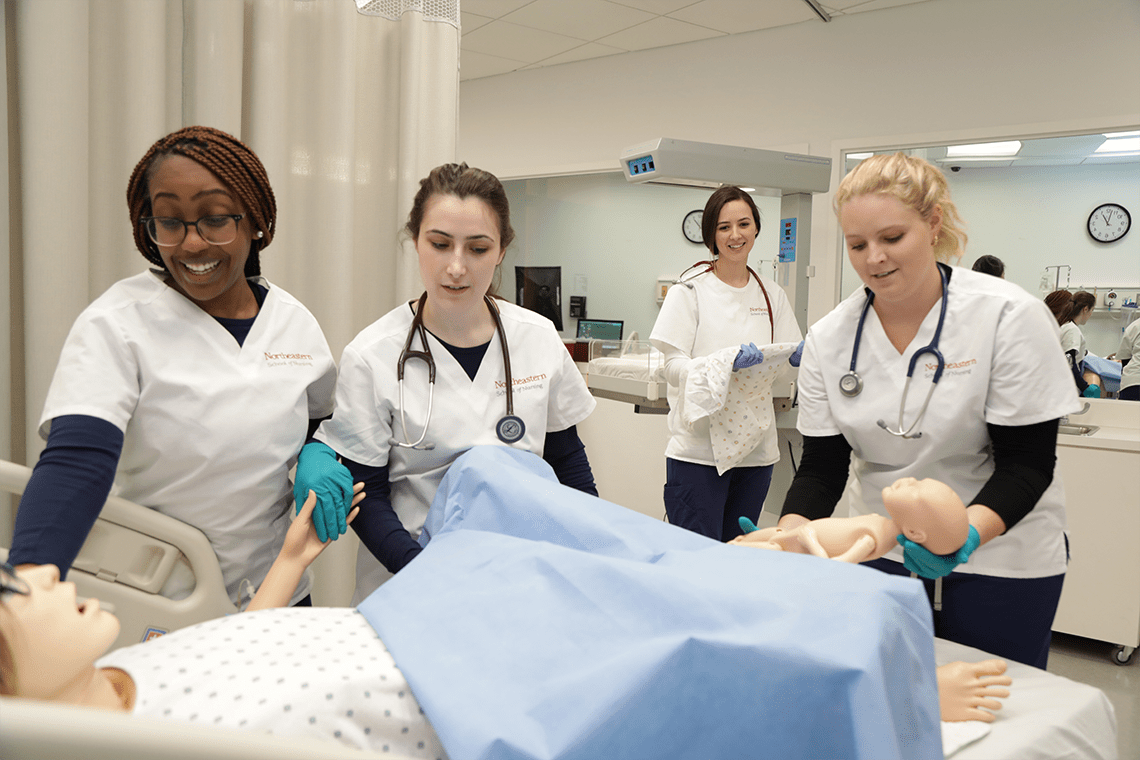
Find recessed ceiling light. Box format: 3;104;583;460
846;152;873;160
1095;137;1140;153
739;187;756;192
1102;131;1140;139
945;141;1022;157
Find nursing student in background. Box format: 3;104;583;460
299;163;597;603
649;187;801;542
1044;289;1100;397
970;255;1004;278
8;127;337;608
765;153;1080;668
1116;317;1140;401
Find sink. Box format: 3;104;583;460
1058;424;1099;436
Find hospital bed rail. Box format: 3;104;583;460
0;697;409;760
0;459;237;651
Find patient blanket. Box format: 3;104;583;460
679;342;800;473
358;447;942;760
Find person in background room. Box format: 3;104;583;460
649;186;802;542
766;153;1080;668
970;254;1005;278
296;163;598;603
1115;316;1140;401
1045;289;1100;397
8;126;337;609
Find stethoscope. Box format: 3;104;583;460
841;262;950;440
395;292;524;450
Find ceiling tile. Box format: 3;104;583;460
503;0;656;40
461;20;587;63
531;41;629;67
668;0;816;34
604;0;701;14
460;49;528;81
598;16;724;51
461;12;494;35
461;0;535;19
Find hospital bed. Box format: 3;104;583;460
0;459;237;652
583;335;669;412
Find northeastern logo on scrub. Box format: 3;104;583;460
264;351;314;367
495;373;547;396
749;307;769;316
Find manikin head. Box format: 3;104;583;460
0;564;119;701
881;477;970;555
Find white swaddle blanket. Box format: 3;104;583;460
679;342;799;474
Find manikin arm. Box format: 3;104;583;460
936;659;1012;722
245;484;364;612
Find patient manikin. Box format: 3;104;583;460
0;489;445;757
731;476;1012;722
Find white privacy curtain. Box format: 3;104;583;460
1;0;459;601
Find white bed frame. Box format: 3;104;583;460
0;459;237;651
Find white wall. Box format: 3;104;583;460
503;172;784;340
946;163;1140;357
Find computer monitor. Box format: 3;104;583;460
576;319;623;341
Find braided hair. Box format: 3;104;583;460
126;126;277;276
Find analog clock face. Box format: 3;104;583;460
1087;203;1131;243
683;209;703;244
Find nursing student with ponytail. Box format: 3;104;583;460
8;126;338;609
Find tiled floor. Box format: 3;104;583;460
1047;633;1137;759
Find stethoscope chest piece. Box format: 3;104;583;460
839;371;863;397
496;415;526;444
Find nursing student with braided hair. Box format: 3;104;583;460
8;126;338;608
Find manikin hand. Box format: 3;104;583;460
283;484;365;568
937;659;1012;722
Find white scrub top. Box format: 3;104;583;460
1118;317;1140;392
315;299;596;602
1059;322;1086;362
796;267;1082;579
650;269;801;468
40;271;337;605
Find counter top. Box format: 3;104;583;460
1054;398;1140;452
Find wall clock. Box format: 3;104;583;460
682;209;703;244
1087;203;1130;243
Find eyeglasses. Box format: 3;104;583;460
0;561;30;599
141;214;245;247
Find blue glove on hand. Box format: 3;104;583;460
789;340;805;368
1082;384;1101;398
898;525;981;579
738;516;759;534
294;441;354;543
733;342;764;371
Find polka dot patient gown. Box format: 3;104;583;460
97;607;447;758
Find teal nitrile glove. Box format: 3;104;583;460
733;342;764;371
789;340;805;368
294;441;354;543
739;516;759;534
898;525;981;579
1082;384;1101;398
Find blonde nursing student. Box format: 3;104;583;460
8;126;337;608
777;153;1080;669
303;163;597;603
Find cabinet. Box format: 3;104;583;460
1051;399;1140;664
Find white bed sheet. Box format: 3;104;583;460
935;638;1118;760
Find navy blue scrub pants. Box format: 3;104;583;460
864;558;1065;669
663;458;773;542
